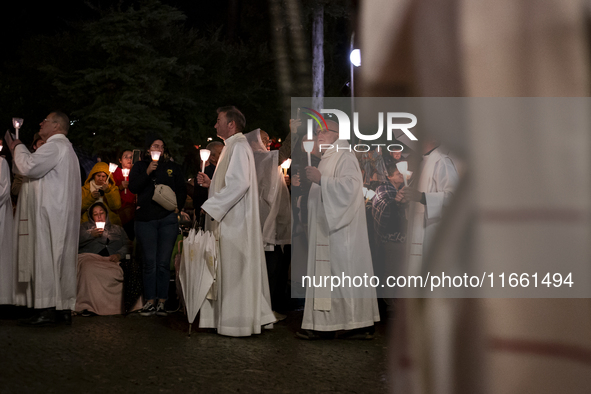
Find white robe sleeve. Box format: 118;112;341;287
321;154;364;232
13;142;61;179
0;158;10;206
202;144;251;223
425;156;459;220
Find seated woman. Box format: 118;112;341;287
81;162;122;225
75;202;138;316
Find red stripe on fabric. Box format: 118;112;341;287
480;208;587;223
490;337;591;365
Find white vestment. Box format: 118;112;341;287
245;129;291;248
200;133;275;337
0;157;14;304
361;1;591;393
12;134;81;310
302;140;380;331
407;147;459;273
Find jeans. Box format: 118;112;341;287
135;212;179;301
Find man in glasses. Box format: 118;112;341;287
299;119;380;339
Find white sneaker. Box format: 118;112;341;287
139;302;156;317
156;302;168;317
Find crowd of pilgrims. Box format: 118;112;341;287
0;116;412;334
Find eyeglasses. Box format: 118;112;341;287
150;144;164;150
316;128;338;136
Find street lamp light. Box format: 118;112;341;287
350;49;361;67
349;33;360;145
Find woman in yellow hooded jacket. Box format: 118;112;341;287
81;162;122;225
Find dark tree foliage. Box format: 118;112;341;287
0;0;353;171
31;0;281;166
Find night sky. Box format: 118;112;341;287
0;1;264;54
0;0;352;163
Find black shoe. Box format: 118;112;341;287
57;309;73;325
295;329;336;340
80;309;97;317
18;308;57;327
139;302;156;317
337;325;376;340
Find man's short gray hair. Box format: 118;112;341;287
52;111;70;134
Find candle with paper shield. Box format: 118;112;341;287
12;118;23;140
199;149;210;173
199;149;211;186
122;168;130;194
396;161;409;187
302;140;315;167
281;158;292;175
109;163;118;174
150;151;161;161
95;221;105;230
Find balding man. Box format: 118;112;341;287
6;111;81;326
205;141;224;168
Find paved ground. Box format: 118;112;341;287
0;306;390;393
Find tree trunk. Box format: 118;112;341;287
312;4;324;111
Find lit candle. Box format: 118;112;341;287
199;149;210;174
302;140;314;167
109;163;118;174
96;222;106;230
12;118;23;140
151;151;161;161
396;161;409;187
199;149;211;186
281;158;292;176
122;168;130;194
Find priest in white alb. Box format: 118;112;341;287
399;138;459;273
299;119;380;339
0;154;13;305
197;106;275;337
5;111;81;326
